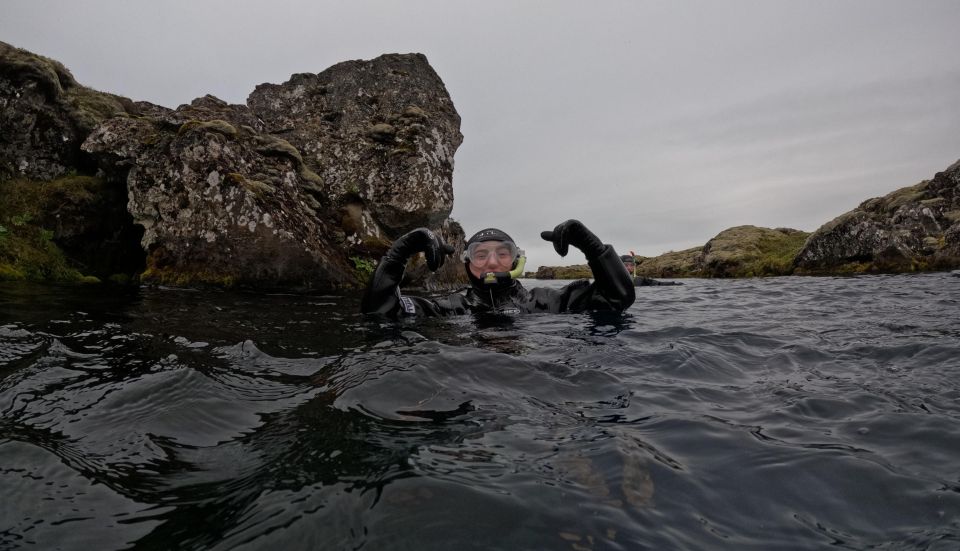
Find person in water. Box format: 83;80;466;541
361;219;635;316
620;254;683;287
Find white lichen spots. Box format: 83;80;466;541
207;170;221;187
18;159;28;172
262;213;274;228
247;220;257;232
204;230;217;243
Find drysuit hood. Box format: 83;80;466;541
463;227;524;291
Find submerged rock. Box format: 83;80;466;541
794;159;960;274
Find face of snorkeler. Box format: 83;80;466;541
466;241;517;279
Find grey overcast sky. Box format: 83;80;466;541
3;1;959;270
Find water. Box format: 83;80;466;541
2;274;959;550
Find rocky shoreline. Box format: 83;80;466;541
1;41;466;290
2;41;959;288
535;159;960;279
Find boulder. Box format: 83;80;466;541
0;41;141;281
247;54;461;235
0;41;130;182
698;225;809;277
794;159;960;274
1;41;467;289
633;247;702;278
632;226;808;279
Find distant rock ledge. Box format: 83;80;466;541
536;158;960;279
0;41;467;290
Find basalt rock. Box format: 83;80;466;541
247;54;461;235
794;159;960;274
0;41;142;280
82;54;465;290
698;225;809;277
2;40;467;289
0;41;131;182
629;226;808;279
538;225;810;280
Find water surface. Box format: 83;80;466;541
2;274;959;550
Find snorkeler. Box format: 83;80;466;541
620;255;683;286
360;220;635;317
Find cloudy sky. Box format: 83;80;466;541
3;1;959;270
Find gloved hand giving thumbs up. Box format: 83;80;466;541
385;227;455;271
540;219;606;261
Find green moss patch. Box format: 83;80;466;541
0;176;104;282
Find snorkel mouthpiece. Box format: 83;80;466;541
481;253;526;286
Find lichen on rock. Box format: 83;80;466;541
71;50;467;290
794;158;960;274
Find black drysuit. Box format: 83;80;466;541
361;244;636;317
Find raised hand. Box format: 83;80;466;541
540;219;605;260
387;227;455;271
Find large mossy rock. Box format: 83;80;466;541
1;40;467;289
247;54;461;234
0;41;129;182
633;247;703;278
537;226;809;280
794;159;960;274
81;55;465;290
698;225;810;277
631;226;808;279
0;41;142;282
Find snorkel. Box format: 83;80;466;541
481;251;526;286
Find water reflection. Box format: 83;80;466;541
2;274;960;549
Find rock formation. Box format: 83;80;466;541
0;41;143;280
539;158;960;280
698;226;809;277
628;226;809;279
1;41;467;290
794;159;960;274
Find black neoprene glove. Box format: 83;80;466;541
384;227;454;271
361;228;454;315
540;219;606;261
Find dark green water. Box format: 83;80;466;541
2;274;959;550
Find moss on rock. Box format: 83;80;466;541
178;119;239;137
0;176;104;282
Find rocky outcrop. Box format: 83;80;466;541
538;226;809;280
533;264;592;280
247;54;460;235
0;41;141;280
1;41;467;289
794;159;960;274
0;41;131;182
633;247;702;278
631;226;809;278
698;226;809;277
